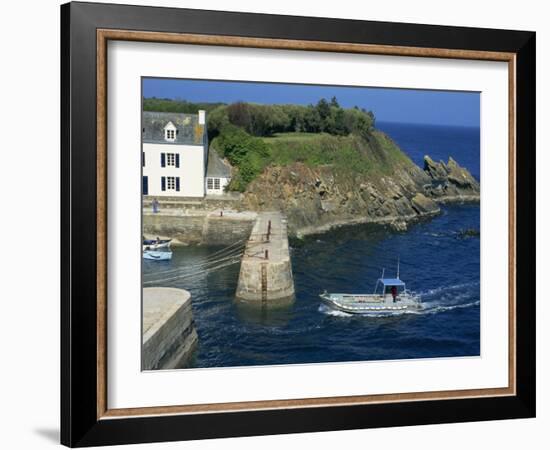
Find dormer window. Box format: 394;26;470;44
164;121;177;142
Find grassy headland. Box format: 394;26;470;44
144;97;411;191
143;97;479;235
200;98;413;191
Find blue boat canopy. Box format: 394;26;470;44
378;278;406;287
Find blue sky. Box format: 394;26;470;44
143;78;480;127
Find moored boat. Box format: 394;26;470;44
143;238;172;251
143;250;173;261
320;261;421;314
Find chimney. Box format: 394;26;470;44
198;110;206;125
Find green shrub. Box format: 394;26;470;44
211;125;271;191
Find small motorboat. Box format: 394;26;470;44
143;250;173;261
320;260;421;314
143;238;172;251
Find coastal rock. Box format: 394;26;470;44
456;228;480;239
394;196;416;216
423;156;449;180
376;201;395;217
239;148;478;236
389;220;408;232
411;193;440;215
423;155;480;198
447;157;479;190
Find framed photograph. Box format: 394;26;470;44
61;2;535;447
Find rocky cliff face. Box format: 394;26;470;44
241;155;479;236
423;156;480;201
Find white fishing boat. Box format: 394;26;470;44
143;250;173;261
320;260;421;314
143;238;172;251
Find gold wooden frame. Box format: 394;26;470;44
96;29;516;420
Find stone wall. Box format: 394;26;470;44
143;194;243;212
143;211;256;246
142;287;198;370
144;213;205;244
202;214;255;245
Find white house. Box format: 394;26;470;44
205;148;232;195
142;110;209;198
142;110;233;198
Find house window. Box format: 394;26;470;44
165;129;175;141
161;176;179;191
166;176;176;190
207;178;221;190
161;152;179;168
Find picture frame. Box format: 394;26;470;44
60;1;535;446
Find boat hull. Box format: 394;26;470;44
143;250;173;261
320;292;421;314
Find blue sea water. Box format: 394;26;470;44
377;121;480;179
143;122;481;369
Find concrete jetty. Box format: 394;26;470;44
142;287;198;370
236;211;295;304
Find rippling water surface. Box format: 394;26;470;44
143;122;480;369
143;203;480;368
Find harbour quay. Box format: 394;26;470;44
143;202;257;246
142;287;198;370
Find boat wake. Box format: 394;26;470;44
318;281;480;318
416;281;479;298
420;300;480;314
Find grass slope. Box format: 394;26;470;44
212;129;414;191
262;131;412;175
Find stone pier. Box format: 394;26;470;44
142;287;198;370
235;211;295;304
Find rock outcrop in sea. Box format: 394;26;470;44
241;154;479;237
423;156;480;201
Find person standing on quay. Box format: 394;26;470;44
152;198;159;214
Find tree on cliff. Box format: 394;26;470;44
219;99;375;138
151;97;377;141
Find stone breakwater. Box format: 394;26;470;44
235;211;294;304
142;287;198;370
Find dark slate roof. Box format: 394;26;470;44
206;149;232;178
142;111;205;145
